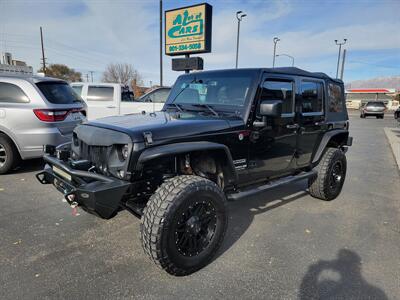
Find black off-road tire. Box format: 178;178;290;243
308;147;347;201
140;175;228;276
0;134;20;174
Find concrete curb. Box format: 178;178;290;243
384;127;400;171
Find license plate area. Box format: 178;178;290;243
71;112;83;121
53;166;72;181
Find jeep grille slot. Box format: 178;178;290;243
79;141;110;173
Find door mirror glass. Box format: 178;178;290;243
260;100;282;117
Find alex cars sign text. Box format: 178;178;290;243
165;3;212;56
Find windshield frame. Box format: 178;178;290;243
163;70;261;120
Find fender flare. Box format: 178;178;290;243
312;129;350;164
136;141;238;184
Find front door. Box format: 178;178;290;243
295;79;325;167
248;76;298;180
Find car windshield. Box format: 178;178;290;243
36;81;83;104
366;101;385;107
165;71;258;115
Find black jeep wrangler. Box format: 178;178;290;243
37;67;352;276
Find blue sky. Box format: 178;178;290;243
1;0;399;85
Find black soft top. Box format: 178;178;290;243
190;67;342;84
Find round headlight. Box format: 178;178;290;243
122;145;129;160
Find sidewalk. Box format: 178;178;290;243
384;127;400;171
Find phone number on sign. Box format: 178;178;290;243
168;43;202;53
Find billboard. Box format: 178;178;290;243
165;3;212;56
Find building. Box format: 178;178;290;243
0;52;33;75
345;88;399;110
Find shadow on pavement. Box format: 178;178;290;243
299;249;387;300
11;158;44;174
217;180;308;258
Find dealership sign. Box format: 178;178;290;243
165;3;212;56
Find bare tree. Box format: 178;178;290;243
102;63;143;87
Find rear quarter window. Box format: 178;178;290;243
0;82;30;103
36;81;82;104
87;86;114;101
328;83;344;113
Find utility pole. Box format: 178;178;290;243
272;37;280;68
340;49;347;80
335;39;347;78
86;74;89;82
235;11;246;68
40;27;46;74
89;71;94;82
159;0;163;86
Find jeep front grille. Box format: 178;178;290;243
79;141;110;172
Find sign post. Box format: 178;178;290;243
165;3;212;72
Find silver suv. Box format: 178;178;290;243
0;74;87;174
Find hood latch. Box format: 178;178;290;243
143;132;153;146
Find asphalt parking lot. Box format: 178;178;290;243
1;113;399;299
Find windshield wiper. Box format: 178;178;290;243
170;78;201;104
166;103;184;112
190;103;219;117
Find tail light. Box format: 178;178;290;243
33;108;85;122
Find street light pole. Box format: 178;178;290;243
335;39;347;78
235;11;246;69
159;0;163;86
272;37;280;68
276;54;294;67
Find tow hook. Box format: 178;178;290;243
65;193;79;216
70;201;79;216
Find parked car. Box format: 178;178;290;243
0;74;87;174
37;67;352;276
394;107;400;120
71;83;170;120
135;87;171;106
360;101;386;119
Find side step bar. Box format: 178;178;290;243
227;170;317;201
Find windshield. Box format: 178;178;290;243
165;71;258;115
366;101;385;107
36;82;83;104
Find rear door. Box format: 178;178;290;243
86;85;118;119
295;78;325;167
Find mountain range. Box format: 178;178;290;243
345;76;400;90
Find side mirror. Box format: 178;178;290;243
260;100;282;117
253;100;282;128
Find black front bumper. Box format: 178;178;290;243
36;154;131;219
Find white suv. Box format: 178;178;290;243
0;74;87;174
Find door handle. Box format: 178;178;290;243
106;106;116;109
286;124;300;129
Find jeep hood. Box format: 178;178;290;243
82;111;241;143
